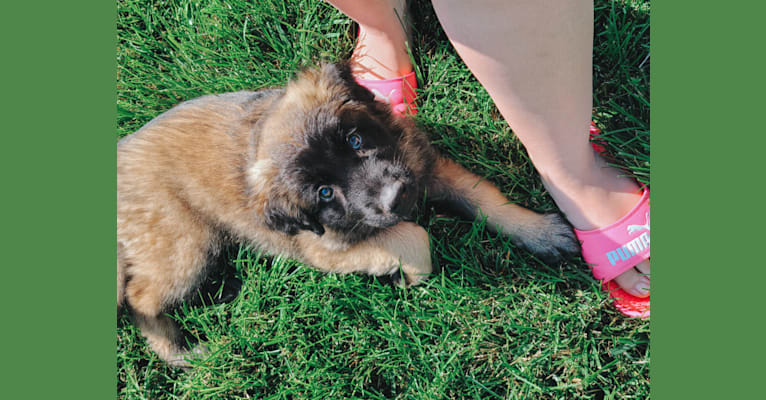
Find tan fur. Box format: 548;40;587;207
434;157;546;238
431;156;578;258
117;64;577;368
118;92;284;367
296;221;431;285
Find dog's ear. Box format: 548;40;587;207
323;62;376;103
264;202;325;236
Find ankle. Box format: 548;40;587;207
540;163;643;231
351;25;413;80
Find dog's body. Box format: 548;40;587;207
117;63;579;367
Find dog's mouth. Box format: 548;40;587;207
327;185;418;243
366;214;406;229
364;183;418;228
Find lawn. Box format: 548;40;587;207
117;0;650;398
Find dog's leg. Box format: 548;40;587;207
428;156;579;263
130;310;193;367
124;249;213;368
295;222;432;286
119;202;217;368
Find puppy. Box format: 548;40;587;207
117;63;579;367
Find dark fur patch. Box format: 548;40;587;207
264;204;325;236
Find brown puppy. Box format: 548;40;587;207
117;63;579;367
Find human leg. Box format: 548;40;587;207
326;0;417;114
430;0;650;300
326;0;412;80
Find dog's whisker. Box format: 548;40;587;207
347;218;365;234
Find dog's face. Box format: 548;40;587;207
254;63;425;243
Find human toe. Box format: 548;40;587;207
612;259;650;297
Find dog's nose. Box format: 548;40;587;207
380;181;407;214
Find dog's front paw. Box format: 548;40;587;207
167;343;209;371
383;222;432;287
517;213;580;264
385;261;430;288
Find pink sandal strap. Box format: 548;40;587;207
574;188;650;283
355;71;418;115
590;123;607;153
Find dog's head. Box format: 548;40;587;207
250;63;432;243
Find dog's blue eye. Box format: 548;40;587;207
318;186;334;201
347;134;362;150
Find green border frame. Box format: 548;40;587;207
1;2;115;398
652;1;765;399
5;1;766;398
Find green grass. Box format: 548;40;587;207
117;0;650;398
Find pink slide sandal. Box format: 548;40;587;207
577;124;651;318
355;71;418;116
